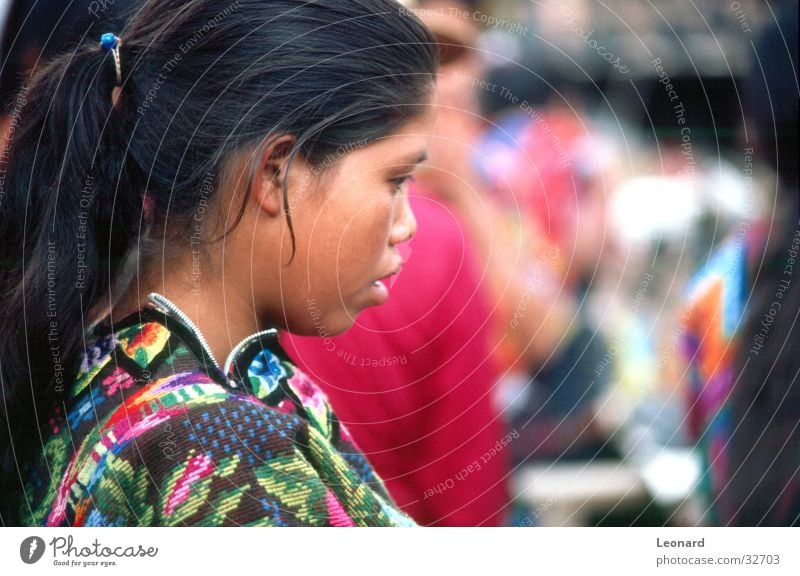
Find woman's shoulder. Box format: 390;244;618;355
64;310;352;450
64;317;224;430
24;317;233;525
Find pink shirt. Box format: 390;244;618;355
282;192;510;526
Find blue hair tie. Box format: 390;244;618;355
100;33;123;86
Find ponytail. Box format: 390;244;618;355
0;41;145;525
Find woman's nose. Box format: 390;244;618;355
390;196;417;246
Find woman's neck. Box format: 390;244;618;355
110;278;265;370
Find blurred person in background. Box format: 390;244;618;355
681;2;799;526
411;0;634;528
413;0;621;472
473;108;621;469
283;191;510;527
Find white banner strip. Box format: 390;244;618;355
2;527;798;575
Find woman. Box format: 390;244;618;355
0;0;438;526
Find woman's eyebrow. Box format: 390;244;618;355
395;150;429;167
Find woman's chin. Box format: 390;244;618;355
322;312;360;337
282;310;357;339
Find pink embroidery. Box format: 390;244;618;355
288;371;328;411
101;366;134;396
326;489;355;527
274;399;295;415
164;454;215;516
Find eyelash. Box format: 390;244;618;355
390;174;415;194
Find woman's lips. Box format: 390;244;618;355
366;263;402;305
370;279;390;304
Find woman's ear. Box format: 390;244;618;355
251;134;296;218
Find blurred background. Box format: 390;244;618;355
2;0;798;526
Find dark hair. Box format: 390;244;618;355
0;0;437;525
0;0;134;108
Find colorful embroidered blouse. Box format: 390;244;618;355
18;295;414;527
683;227;800;525
682;234;750;525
